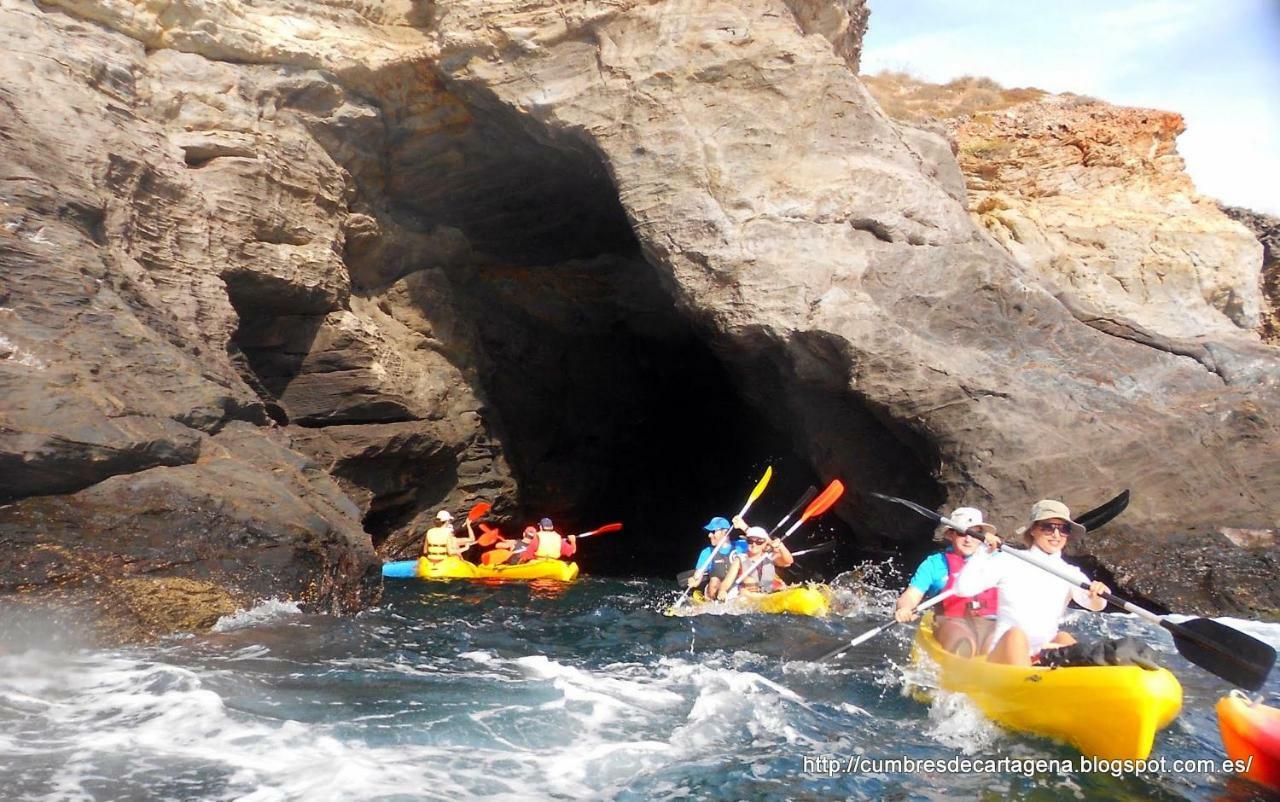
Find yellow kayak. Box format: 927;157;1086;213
669;585;831;617
416;556;578;582
911;613;1181;760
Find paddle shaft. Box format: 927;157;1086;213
672;468;772;609
821;590;957;661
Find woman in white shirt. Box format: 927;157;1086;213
953;499;1110;666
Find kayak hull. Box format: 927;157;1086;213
1217;693;1280;790
381;556;578;582
670;585;831;617
912;613;1181;760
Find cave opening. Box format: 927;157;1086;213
362;80;944;578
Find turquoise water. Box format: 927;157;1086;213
1;576;1277;801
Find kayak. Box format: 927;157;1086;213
381;556;579;582
1217;692;1280;790
911;613;1182;760
668;585;831;617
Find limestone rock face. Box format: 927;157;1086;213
0;0;515;639
954;98;1263;340
2;0;1278;625
1221;205;1280;344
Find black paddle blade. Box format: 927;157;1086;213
870;492;944;524
675;569;695;588
770;486;819;536
1164;617;1276;691
1077;489;1130;531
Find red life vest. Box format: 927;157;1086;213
941;550;998;617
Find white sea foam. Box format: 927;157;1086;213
211;599;303;632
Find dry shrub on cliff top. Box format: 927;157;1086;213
862;70;1050;123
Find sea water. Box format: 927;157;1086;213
1;576;1276;801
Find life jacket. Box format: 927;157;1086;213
424;526;453;562
941;549;998;617
533;531;563;560
737;556;779;591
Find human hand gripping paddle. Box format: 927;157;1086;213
818;490;1130;662
872;493;1276;690
457;502;492;550
723;479;845;597
670;467;773;611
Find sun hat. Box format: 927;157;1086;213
435;510;453;522
1015;499;1086;537
744;526;770;542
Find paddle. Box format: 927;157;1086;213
724;479;845;596
671;466;773;609
575;522;623;541
476;524;505;548
1076;490;1130;531
769;485;819;537
818;590;958;661
874;493;1277;691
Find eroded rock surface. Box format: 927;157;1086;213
2;0;1278;629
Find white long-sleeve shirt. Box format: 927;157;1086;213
953;545;1105;655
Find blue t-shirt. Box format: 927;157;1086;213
694;539;748;571
907;549;960;598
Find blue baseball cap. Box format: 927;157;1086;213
702;517;731;532
539;518;553;527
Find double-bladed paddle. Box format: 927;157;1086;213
671;467;773;610
873;492;1276;690
724;479;845;595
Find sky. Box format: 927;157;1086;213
859;0;1280;216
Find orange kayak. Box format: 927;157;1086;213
1217;692;1280;791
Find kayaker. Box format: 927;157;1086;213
953;499;1110;666
420;510;475;563
686;515;749;598
716;526;794;598
893;507;999;657
518;517;576;563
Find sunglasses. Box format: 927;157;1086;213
746;538;768;545
1034;522;1073;535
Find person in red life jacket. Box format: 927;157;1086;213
715;526;794;599
518;517;576;563
893;506;999;657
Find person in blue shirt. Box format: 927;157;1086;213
893;506;1000;656
686;515;748;598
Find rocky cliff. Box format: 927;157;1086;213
2;1;1278;638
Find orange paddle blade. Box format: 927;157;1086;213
468;502;492;522
577;523;623;539
476;523;503;547
481;549;511;566
799;479;845;523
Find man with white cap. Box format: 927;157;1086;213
954;499;1110;666
893;507;1000;656
420;509;475;563
716;525;794;599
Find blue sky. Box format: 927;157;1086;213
859;0;1280;215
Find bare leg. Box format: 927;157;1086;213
986;626;1032;666
705;577;721;598
934;617;980;658
1050;631;1076;647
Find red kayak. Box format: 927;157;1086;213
1217;691;1280;791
